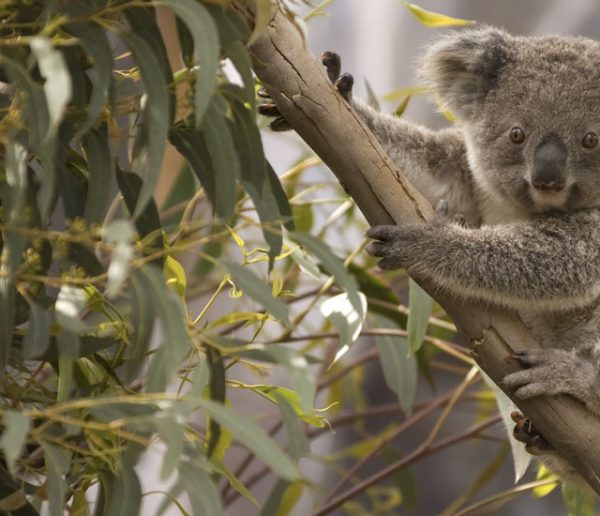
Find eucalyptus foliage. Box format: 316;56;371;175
0;1;584;515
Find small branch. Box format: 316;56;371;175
313;415;502;515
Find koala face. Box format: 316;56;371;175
421;28;600;215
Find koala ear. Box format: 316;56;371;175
419;26;513;120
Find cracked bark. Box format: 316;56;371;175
250;6;600;493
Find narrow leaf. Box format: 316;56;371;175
134;266;188;392
0;411;30;475
22;299;50;359
222;261;289;325
373;316;417;412
66;22;113;137
407;278;433;354
82;125;112;224
403;2;475;27
119;31;169;218
198;399;299;481
29;36;72;134
155;0;220;123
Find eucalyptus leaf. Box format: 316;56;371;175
105;464;141;516
119;31;169;218
154;0;220;123
373;315;417;412
82;125;112;224
22;298;50;359
66;22;113;137
407;278;433;354
198;399;299;481
134;266;188;392
274;393;310;461
0;411;30;476
222;261;290;325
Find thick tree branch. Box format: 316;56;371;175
250;7;600;492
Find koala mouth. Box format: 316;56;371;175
528;182;570;211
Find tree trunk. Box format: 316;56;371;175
249;6;600;492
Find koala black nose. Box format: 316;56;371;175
532;136;567;192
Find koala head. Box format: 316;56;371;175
420;27;600;214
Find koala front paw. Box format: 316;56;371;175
503;348;596;402
366;224;422;270
510;410;553;455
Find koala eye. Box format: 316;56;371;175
509;127;525;144
582;132;598;149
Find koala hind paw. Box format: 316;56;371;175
510;411;553;455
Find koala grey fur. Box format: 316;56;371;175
356;27;600;486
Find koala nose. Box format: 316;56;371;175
532;136;567;192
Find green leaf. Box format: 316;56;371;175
198;399;299;481
169;122;217;209
134;265;188;392
373;316;417;412
222;261;290;325
0;56;49;148
480;370;531;482
262;479;290;516
562;483;596;516
274;393;310;461
127;270;155;381
407;278;433;354
179;460;223;516
154;0;220;123
206;347;226;458
290;231;362;314
402;2;475;27
320;292;368;364
228;100;283;261
66;22;113;137
22;298;50;359
0;411;30;475
82;125;112;224
201;100;239;220
248;0;272;44
115;167;164;261
124;6;175;122
0;278;14;378
119;31;169;218
225;40;255;105
263;346;315;415
164;256;187;298
105;464;141;516
55;285;87;334
29;36;71;134
102;220;135;298
41;442;70;516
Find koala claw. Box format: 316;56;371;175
510;411;553;455
320;51;341;83
320;51;354;101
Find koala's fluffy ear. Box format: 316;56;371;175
419;27;513;120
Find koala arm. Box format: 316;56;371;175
350;100;479;224
367;209;600;312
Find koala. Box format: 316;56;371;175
260;27;600;486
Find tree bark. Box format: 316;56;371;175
250;6;600;492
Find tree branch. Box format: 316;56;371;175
250;6;600;492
